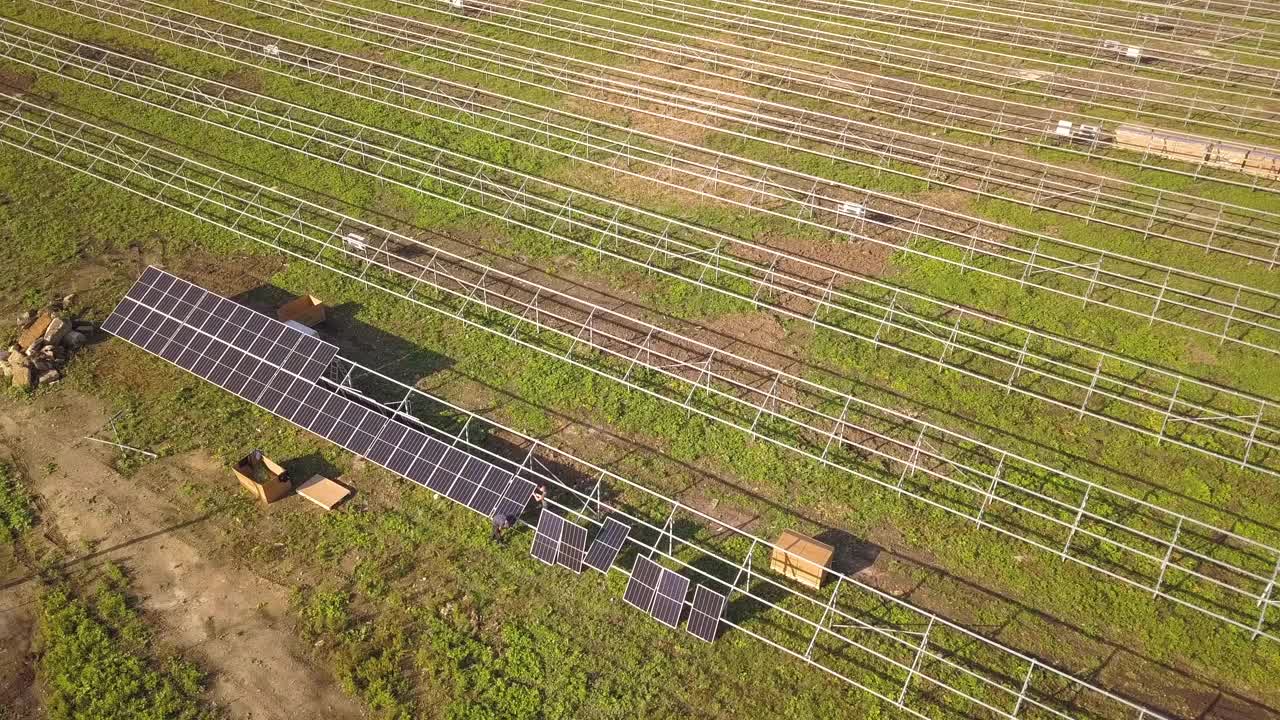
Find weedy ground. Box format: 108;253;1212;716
1;0;1278;718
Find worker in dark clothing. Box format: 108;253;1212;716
491;512;518;544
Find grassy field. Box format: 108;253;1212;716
2;0;1279;718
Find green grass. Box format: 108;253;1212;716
37;563;212;720
2;1;1279;717
0;463;35;541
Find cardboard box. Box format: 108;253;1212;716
233;451;291;504
295;474;351;510
770;530;834;590
276;294;327;327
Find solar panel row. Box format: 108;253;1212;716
102;268;534;523
584;516;631;573
105;266;337;382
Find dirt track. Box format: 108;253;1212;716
0;392;363;720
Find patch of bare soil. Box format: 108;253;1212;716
0;68;35;96
0;393;363;720
752;230;897;288
0;573;39;720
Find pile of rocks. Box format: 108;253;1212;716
3;294;93;389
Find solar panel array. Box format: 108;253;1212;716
584;516;631;572
102;266;534;521
687;585;727;642
104;269;719;641
530;507;588;573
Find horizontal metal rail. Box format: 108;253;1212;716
56;0;1280;331
408;0;1280;252
193;0;1280;341
611;0;1280;95
0;93;1214;717
438;0;1280;144
723;0;1280;67
9;19;1280;482
4;60;1278;645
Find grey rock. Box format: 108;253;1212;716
16;309;34;327
0;350;7;364
62;293;78;306
61;330;87;350
1;364;10;379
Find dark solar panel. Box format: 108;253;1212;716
530;508;563;565
687;585;727;642
491;477;535;521
624;556;662;614
584;517;631;573
467;469;509;517
651;569;690;629
556;520;588;574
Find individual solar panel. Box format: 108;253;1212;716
651;569;690;629
556;520;588;574
530;508;564;565
687;585;727;642
584;517;631;573
491;477;535;521
623;556;662;614
467;468;510;517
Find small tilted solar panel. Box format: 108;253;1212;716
584;516;631;573
531;508;564;565
529;507;588;573
624;556;662;613
102;267;532;522
652;570;690;628
687;585;727;643
556;521;588;574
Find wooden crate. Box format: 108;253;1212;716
276;294;327;327
770;530;834;590
1114;125;1211;163
233;451;291;504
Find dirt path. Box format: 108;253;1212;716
0;392;364;720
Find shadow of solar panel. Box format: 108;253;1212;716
556;521;588;574
530;508;563;566
467;469;509;516
652;570;690;629
687;585;726;643
584;517;631;573
624;556;661;614
491;477;534;521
